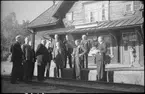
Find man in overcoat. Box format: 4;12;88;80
63;35;74;68
80;35;90;68
96;36;107;81
10;35;24;84
22;36;34;82
35;39;49;81
45;42;53;78
72;40;87;80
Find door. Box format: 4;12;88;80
121;32;139;66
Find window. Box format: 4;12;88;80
102;4;106;21
124;1;134;14
66;12;73;21
90;11;96;22
84;2;108;23
126;4;132;12
90;12;93;22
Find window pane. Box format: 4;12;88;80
126;4;131;11
67;12;72;21
85;12;90;23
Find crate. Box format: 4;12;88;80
62;68;75;79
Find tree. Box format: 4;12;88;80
1;12;31;61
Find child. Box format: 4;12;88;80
72;40;87;80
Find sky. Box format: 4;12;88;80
1;1;59;24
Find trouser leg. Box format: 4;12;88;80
29;61;34;80
68;54;72;68
94;56;96;64
18;64;24;81
37;65;41;81
41;64;45;80
11;64;17;83
59;68;62;78
82;57;85;68
39;65;43;80
64;53;67;68
85;54;88;68
56;65;60;78
75;61;81;80
46;62;51;78
23;61;29;81
102;63;107;81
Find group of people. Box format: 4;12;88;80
10;35;35;84
10;33;107;84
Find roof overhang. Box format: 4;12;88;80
45;16;143;35
27;20;58;29
28;1;63;29
75;22;99;29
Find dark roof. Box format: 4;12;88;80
28;1;63;29
46;16;143;35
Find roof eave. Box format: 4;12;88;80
27;21;58;29
47;23;143;35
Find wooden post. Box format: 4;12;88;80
31;29;35;50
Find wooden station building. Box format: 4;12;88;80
28;1;144;85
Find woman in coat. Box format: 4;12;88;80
53;42;65;78
52;34;65;78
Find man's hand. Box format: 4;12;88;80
79;54;83;57
109;54;114;58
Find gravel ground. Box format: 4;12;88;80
1;79;86;93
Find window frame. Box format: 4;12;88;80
83;1;109;23
124;1;135;15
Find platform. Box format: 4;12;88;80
1;60;144;86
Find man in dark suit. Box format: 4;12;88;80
80;35;90;68
35;38;49;81
63;35;74;68
22;36;34;82
45;42;53;78
92;37;98;64
96;36;107;81
10;35;24;84
72;40;87;80
29;42;36;80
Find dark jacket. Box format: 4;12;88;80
81;40;90;54
52;40;65;59
54;47;65;68
63;40;74;55
35;44;49;65
98;42;107;57
10;41;23;62
22;44;33;61
47;46;53;62
72;45;87;64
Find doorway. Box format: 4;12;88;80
121;31;139;66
